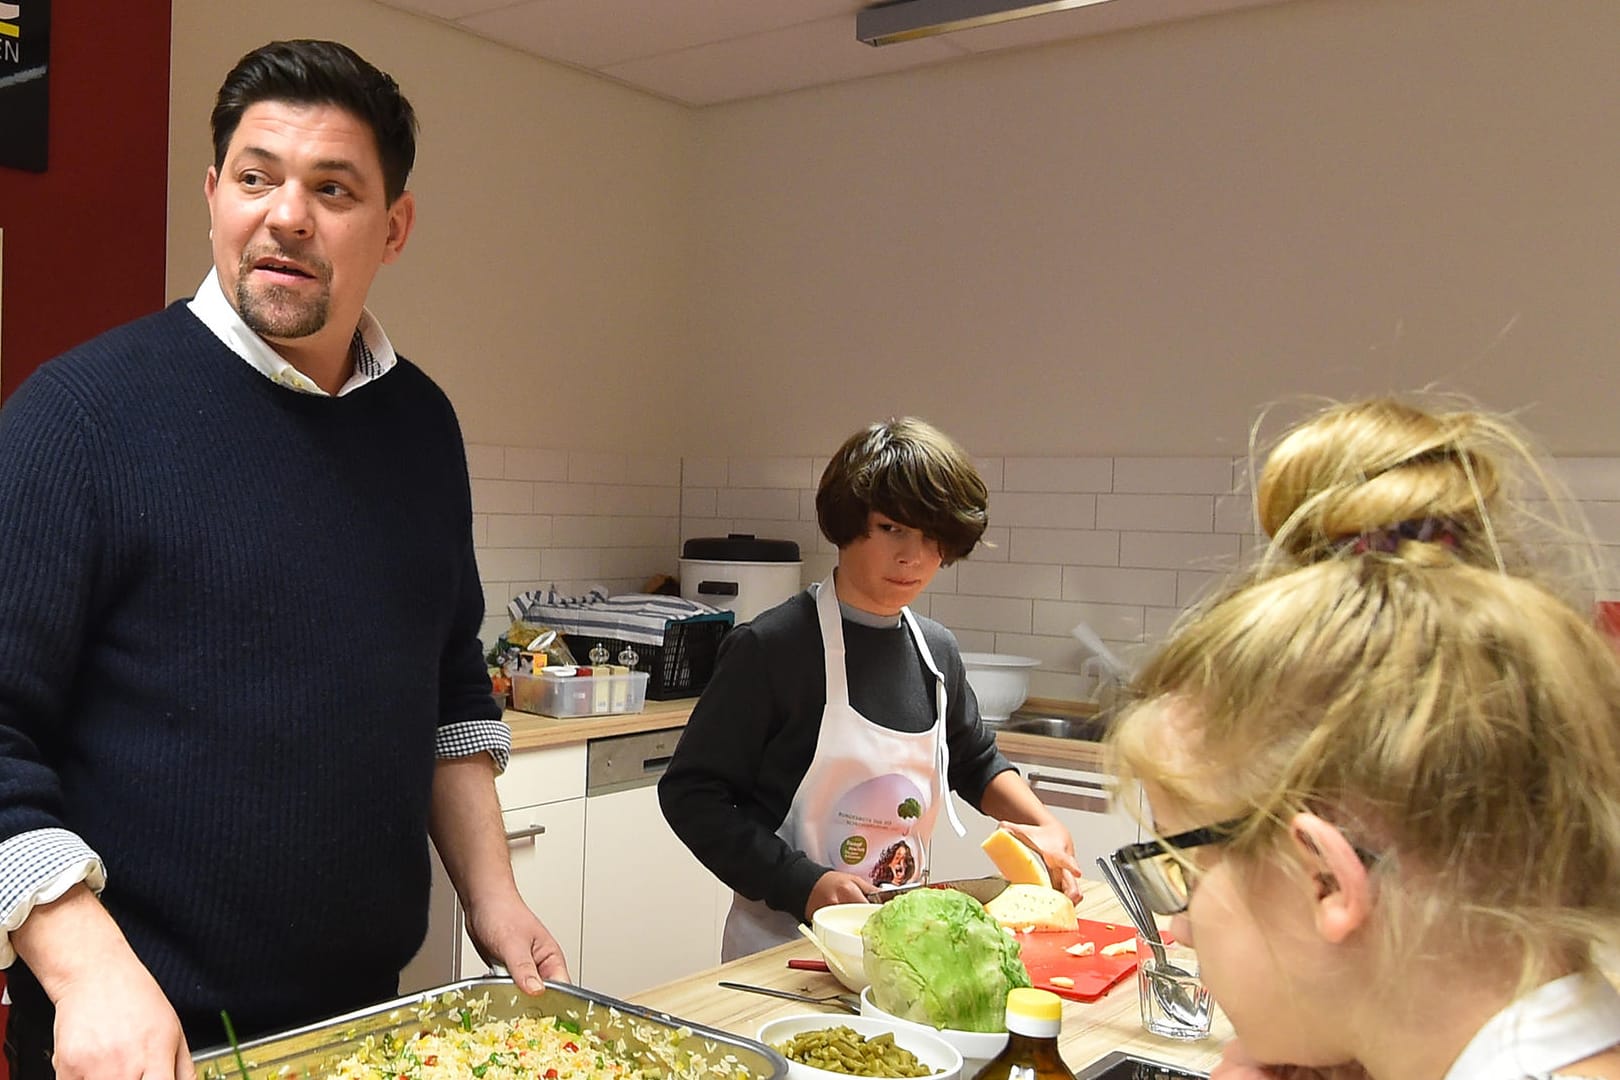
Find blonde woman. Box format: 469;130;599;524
1108;399;1620;1079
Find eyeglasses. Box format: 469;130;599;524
1112;818;1244;916
1114;817;1380;916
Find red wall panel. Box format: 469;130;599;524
0;1;172;401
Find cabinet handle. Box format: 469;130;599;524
505;823;548;844
1025;771;1110;815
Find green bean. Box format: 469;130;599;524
770;1027;934;1077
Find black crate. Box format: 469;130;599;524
563;614;732;700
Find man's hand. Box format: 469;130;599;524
51;952;192;1080
998;820;1083;902
13;884;192;1080
464;892;571;993
1210;1039;1369;1080
805;871;878;920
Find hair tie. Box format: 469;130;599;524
1339;517;1460;555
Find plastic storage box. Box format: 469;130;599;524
563;612;732;700
510;669;650;718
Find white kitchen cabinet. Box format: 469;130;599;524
402;743;588;992
928;750;1142;884
458;797;586;980
578;728;723;997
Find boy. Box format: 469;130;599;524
659;417;1081;959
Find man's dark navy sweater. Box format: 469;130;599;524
0;303;499;1047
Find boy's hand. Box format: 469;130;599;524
998;821;1084;902
806;871;879;919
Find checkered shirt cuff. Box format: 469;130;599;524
0;828;108;968
436;717;512;774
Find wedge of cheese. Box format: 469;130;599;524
981;828;1052;887
984;883;1077;932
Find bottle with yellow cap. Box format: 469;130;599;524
970;987;1068;1080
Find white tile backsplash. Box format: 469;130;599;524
487;514;555;548
1113;457;1236;494
1003;457;1113;493
728;456;817;489
987;491;1098;529
1062;566;1179;607
927;594;1034;634
956;561;1065;600
566;452;628;484
466;442;1620;706
682;457;729;487
682;487;718;518
1008;528;1119;567
1119;531;1242;571
471;479;533;514
464;443;505;480
715;487;801;520
1031;599;1144;642
1096;494;1214;532
597;484;680;517
1213;492;1258;535
627;456;682;487
504;448;568;482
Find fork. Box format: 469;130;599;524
717;980;861;1014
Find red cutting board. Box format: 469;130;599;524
1014;917;1146;1002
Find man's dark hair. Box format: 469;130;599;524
211;39;418;203
816;417;989;565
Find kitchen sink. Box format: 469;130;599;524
989;714;1109;741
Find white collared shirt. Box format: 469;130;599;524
1444;970;1620;1079
186;267;397;396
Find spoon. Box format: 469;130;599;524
1094;856;1207;1029
717;980;861;1014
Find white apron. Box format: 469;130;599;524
721;572;966;960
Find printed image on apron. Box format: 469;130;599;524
827;774;926;887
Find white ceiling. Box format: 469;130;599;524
369;0;1297;107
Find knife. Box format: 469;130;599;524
874;874;1010;905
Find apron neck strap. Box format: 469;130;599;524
815;572;850;706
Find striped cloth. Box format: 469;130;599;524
508;589;730;645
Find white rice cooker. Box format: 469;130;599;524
680;534;803;624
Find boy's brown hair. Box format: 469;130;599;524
816;417;988;564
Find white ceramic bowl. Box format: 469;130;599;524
811;904;877;992
961;653;1041;722
859;987;1009;1076
758;1013;963;1080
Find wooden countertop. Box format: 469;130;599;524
504;696;1105;769
628;888;1230;1075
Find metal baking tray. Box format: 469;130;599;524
192;978;790;1080
1071;1050;1209;1080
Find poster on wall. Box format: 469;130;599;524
0;0;49;173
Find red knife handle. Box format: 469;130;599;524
788;958;830;972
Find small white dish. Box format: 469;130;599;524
859;987;1009;1076
758;1013;963;1080
810;904;877;991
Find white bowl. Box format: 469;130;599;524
859;987;1009;1076
811;904;876;992
759;1013;963;1080
961;653;1040;722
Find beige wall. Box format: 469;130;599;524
169;0;1620;463
166;0;697;454
686;0;1620;458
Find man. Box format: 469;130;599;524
0;39;565;1080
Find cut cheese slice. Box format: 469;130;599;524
984;883;1078;932
981;828;1052;887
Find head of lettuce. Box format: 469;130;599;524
861;888;1032;1032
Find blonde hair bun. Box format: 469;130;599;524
1255;399;1500;564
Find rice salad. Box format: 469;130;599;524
325;992;756;1080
